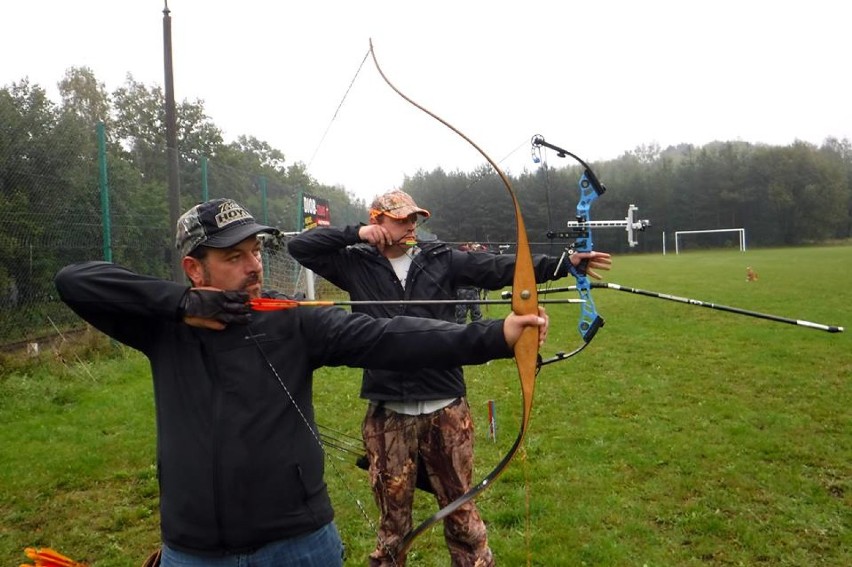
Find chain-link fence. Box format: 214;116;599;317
0;124;325;350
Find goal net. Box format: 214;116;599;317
674;228;746;254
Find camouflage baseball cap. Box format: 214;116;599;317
175;198;279;257
369;190;430;220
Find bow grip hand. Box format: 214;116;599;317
503;307;549;349
567;250;612;280
180;289;251;329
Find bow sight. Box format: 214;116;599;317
550;204;650;248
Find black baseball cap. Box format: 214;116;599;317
175;198;279;257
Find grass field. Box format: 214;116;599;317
1;246;849;566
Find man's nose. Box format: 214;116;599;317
247;253;263;271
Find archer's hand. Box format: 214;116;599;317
503;307;549;348
358;224;395;252
181;288;251;330
570;251;612;280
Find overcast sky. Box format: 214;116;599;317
4;1;850;203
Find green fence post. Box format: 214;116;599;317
97;122;112;262
201;155;209;201
259;176;269;224
259;176;270;281
297;189;304;231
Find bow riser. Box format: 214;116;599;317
573;172;605;343
511;208;540;442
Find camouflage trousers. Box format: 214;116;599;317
362;398;494;567
455;288;483;324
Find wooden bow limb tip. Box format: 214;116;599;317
249;297;583;311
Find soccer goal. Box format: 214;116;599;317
673;228;746;254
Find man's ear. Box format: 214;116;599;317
182;256;204;287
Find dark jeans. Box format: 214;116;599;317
160;522;344;567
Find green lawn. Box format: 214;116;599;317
1;246;849;566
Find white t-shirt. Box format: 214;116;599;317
387;251;413;288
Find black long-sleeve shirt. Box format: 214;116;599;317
55;261;511;553
288;225;568;401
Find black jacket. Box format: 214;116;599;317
288;225;569;401
54;261;511;554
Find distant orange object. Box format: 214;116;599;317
746;266;759;282
21;547;87;567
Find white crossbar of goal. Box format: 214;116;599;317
674;228;746;254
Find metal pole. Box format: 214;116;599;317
163;1;183;281
97;122;112;262
259;176;269;225
258;176;270;281
201;155;208;201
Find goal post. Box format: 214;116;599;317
674;228;746;254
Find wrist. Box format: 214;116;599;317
345;224;365;243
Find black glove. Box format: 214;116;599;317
180;289;251;325
565;247;589;278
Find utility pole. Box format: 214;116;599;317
163;0;183;281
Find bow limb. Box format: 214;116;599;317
369;39;540;558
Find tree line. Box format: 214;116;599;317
1;66;365;341
1;67;364;320
398;139;852;255
2;66;850;322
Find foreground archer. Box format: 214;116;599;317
54;198;547;567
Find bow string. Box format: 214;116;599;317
368;39;542;559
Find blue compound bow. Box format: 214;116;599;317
530;134;649;364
